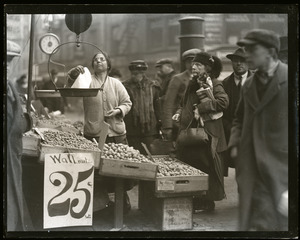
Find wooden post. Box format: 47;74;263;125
113;178;124;230
26;14;35;113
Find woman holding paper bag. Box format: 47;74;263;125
66;51;133;216
174;52;229;212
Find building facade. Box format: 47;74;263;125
6;13;288;82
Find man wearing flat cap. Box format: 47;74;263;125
228;29;288;231
162;48;202;141
222;48;253;174
123;60;161;154
6;40;33;231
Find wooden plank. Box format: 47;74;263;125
161;197;193;231
98;158;157;181
39;144;101;168
114;178;124;230
139;182;193;231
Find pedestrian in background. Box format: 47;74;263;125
174;52;228;211
222;48;253;176
6;40;33;231
162;49;202;142
229;29;288;231
109;68;123;81
41;69;67;114
123;60;161;154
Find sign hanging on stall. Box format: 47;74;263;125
43;153;94;229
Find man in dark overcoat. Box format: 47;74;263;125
228;29;288;231
222;48;253;173
6;40;33;231
162;49;201;141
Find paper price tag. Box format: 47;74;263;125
157;180;175;191
43;153;94;229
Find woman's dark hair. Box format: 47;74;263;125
109;68;122;78
209;55;223;79
91;51;112;72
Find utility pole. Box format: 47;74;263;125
26;14;35;113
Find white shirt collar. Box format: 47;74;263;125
234;71;248;86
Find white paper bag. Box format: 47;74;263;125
71;67;92;88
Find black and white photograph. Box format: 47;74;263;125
3;4;298;239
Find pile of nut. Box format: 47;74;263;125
72;121;84;131
42;130;100;151
38;118;76;129
152;156;207;177
101;143;153;163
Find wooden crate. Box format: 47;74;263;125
139;181;193;231
152;155;209;196
22;133;41;157
39;144;101;168
155;175;208;197
98;158;158;181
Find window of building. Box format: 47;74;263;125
147;18;164;50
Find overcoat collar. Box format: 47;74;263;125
244;62;287;113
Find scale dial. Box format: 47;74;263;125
39;33;60;55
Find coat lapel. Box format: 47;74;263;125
256;62;287;114
244;77;260;111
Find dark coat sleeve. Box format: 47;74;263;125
162;76;182;129
153;84;161;123
197;80;229;113
222;75;234;141
228;89;244;149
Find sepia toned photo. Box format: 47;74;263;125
3;4;298;238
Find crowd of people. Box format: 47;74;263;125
6;28;289;232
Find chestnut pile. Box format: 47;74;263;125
152;156;207;177
42;130;100;151
38;118;76;129
101;143;153;163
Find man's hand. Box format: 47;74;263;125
230;146;238;159
68;65;85;80
278;190;288;217
172;113;180;122
162;128;173;141
106;109;121;118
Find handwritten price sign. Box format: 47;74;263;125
43;153;94;229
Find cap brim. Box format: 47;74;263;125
237;38;258;47
226;54;246;60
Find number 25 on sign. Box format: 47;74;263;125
43;153;94;229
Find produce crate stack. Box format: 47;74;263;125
98;146;209;231
139;156;209;231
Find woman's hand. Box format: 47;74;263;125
106;109;122;118
172;113;180;122
230;146;238;159
68;65;85;80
